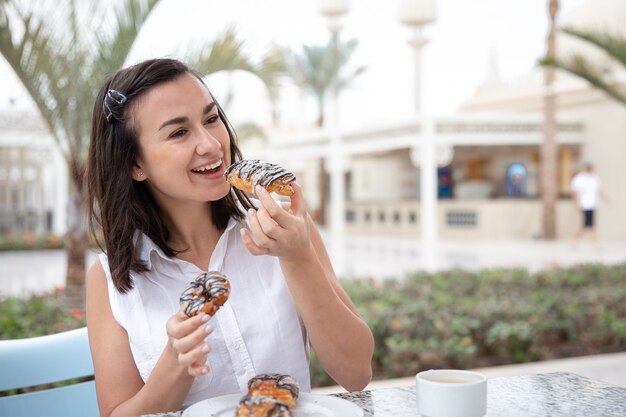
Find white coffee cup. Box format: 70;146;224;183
416;369;487;417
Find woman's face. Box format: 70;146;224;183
131;73;231;210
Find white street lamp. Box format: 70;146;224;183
319;0;349;17
399;0;436;27
319;0;350;275
399;0;437;113
319;0;350;34
399;0;438;272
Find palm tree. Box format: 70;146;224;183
540;26;626;106
184;27;286;119
287;37;366;128
540;0;559;240
0;0;284;308
286;37;365;225
539;11;626;239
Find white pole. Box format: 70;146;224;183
409;25;437;272
321;9;349;276
400;0;438;272
409;28;427;113
420;118;437;272
329;92;346;275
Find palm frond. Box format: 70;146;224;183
235;121;267;141
287;37;366;106
0;0;162;162
336;65;367;92
539;26;626;107
540;55;626;106
254;45;287;102
561;26;626;68
187;26;256;75
298;44;335;98
93;0;162;81
0;1;68;153
186;26;286;120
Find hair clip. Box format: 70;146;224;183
103;89;128;122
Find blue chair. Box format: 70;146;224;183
0;327;99;417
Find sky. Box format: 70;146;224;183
1;0;589;130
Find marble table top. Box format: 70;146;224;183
136;372;626;417
337;372;626;416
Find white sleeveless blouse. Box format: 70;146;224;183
99;218;311;408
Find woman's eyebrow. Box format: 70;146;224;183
158;102;217;131
203;102;216;115
159;116;188;131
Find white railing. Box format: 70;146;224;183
342;199;579;239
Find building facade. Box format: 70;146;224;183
247;0;626;240
0;109;66;236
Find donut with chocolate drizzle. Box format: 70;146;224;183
235;395;292;417
248;373;300;406
224;160;296;196
179;271;230;317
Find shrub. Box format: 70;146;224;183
3;263;625;388
310;263;626;386
0;288;85;340
0;233;65;252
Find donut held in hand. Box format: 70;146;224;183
224;160;296;196
179;271;230;317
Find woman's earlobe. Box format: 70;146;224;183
132;167;146;181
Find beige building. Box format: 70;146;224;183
250;0;626;240
1;0;624;241
0;108;66;236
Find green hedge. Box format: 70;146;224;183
2;263;625;388
0;233;64;252
311;263;626;386
0;289;85;339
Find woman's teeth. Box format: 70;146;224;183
192;161;222;173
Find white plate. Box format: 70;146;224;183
183;392;364;417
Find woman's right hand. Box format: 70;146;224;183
165;311;214;377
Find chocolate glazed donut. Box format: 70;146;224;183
248;373;300;402
235;395;293;417
224;160;296;196
236;373;301;414
179;271;230;317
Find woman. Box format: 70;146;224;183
86;58;374;417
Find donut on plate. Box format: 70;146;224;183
234;395;292;417
235;373;300;416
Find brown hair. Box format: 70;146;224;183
87;58;253;293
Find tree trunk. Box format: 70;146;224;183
316;103;327;225
541;0;559;240
316;111;325;128
63;160;88;310
316;158;328;226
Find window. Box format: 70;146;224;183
447;211;477;227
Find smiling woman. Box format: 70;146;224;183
85;58;374;417
129;75;233;209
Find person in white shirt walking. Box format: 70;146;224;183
570;163;604;242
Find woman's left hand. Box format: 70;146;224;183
241;182;313;262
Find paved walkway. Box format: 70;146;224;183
326;234;626;278
2;237;625;297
